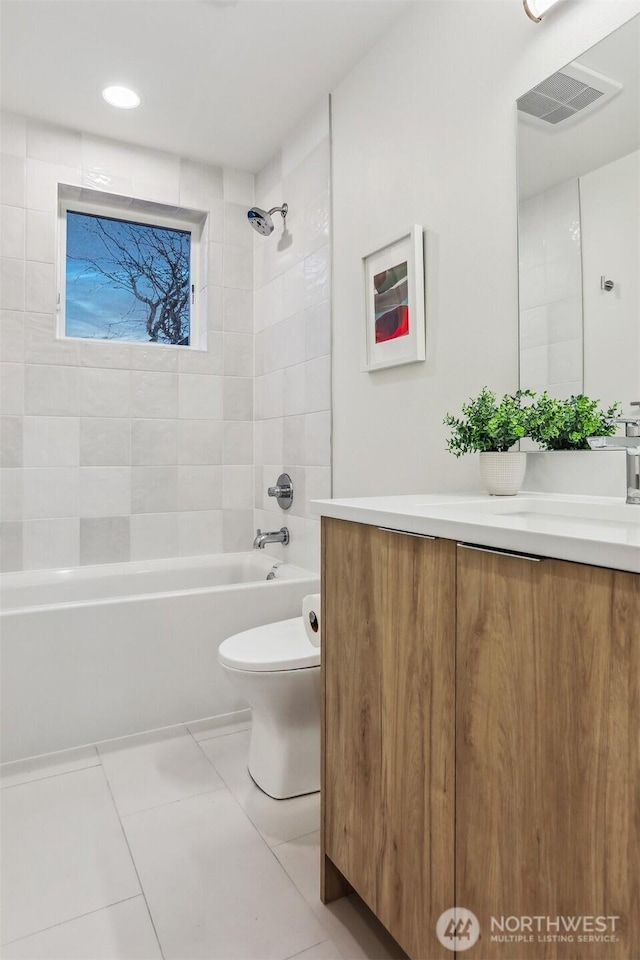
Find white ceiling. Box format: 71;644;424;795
0;0;412;172
517;15;640;198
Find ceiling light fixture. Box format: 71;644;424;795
102;85;141;109
523;0;562;22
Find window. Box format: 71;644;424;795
58;189;203;348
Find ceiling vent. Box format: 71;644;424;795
517;62;622;127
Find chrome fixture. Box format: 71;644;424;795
601;276;615;292
253;527;290;549
523;0;561;22
247;203;288;237
587;411;640;505
268;473;293;509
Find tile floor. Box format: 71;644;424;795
1;721;405;960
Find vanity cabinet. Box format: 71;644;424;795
321;517;640;960
321;518;455;960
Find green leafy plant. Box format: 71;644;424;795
528;393;621;451
444;387;534;457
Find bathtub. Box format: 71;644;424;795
0;553;319;763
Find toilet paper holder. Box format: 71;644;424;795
268;473;293;509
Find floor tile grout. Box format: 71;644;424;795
0;758;103;790
118;784;230;820
0;895;143;949
97;763;166;960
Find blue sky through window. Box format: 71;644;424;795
65;211;191;345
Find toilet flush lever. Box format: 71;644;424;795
268;473;293;509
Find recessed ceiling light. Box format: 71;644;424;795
102;85;141;109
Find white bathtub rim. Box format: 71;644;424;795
1;573;320;617
1;552;318;615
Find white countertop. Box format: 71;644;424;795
311;492;640;574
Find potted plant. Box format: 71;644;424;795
528;393;621;450
444;387;534;495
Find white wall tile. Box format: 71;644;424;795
25;364;79;415
0;313;25;363
223;421;253;465
24;312;80;366
78;368;130;418
131;419;178;465
222;465;253;510
24;260;55;314
304;245;330;308
304;300;330;360
130;371;178;419
25;209;55;263
178;420;222;465
179;159;223;209
1;258;25;310
79;467;131;518
223;333;253;378
23;416;79;466
0;468;23;520
178;510;224;556
22;518;79;568
1;205;25;259
0;362;24;414
223;244;252;290
177;465;222;511
223;288;252;334
131;466;178;514
79;340;132;370
224;202;252;249
130;513;179;561
208;243;224;287
223;169;254;205
177;334;224;376
0;519;23;571
255;370;283;420
80;418;131;466
0;416;22;467
26;159;80;212
129;343;179;373
80;516;130;565
178;373;223;420
223;509;254;552
23;467;78;519
1;155;26;207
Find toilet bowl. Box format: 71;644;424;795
218;617;321;799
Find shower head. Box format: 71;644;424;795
247;203;288;236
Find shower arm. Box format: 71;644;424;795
267;203;288;219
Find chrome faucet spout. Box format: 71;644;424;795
587;415;640;504
253;527;290;549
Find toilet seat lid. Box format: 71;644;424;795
218;617;320;672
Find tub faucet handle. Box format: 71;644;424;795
267;473;293;509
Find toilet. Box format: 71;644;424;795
218;617;321;800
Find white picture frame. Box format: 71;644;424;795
362;224;425;371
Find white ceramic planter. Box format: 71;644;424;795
479;451;527;496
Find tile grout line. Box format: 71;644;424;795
97;763;166;960
0;759;102;791
0;895;142;949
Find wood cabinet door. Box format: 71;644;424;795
321;517;455;960
456;545;640;960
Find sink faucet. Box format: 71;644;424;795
587;413;640;505
253;527;290;549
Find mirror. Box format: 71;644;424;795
516;15;639;410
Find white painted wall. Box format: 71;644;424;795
331;0;640;498
582;149;639;409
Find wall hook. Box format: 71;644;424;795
601;276;615;292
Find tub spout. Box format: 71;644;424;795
253;527;290;549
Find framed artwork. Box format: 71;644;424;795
362;225;425;371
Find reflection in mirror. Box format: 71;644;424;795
516;15;639;411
